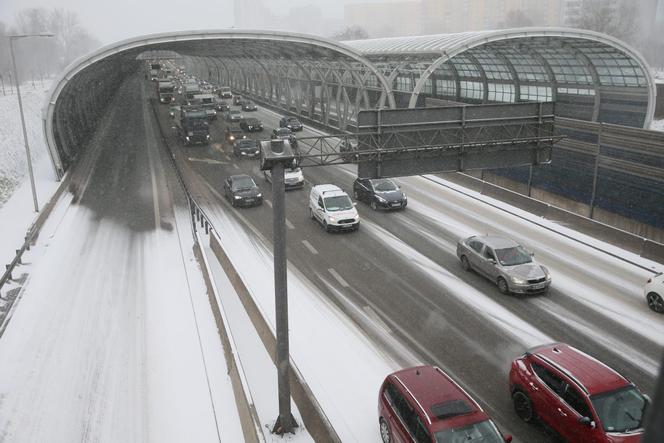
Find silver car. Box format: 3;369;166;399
456;235;551;295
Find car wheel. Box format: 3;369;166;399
513;390;536;423
497;277;510;295
323;221;330;232
460;255;471;272
370;200;378;211
379;418;391;443
309;207;315;220
647;292;664;313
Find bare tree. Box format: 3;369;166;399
500;9;534;28
570;0;636;42
331;25;370;41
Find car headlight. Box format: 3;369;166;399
234;195;241;200
256;193;262;198
329;216;337;222
376;195;387;203
185;136;190;141
541;266;551;280
206;135;210;139
511;276;527;285
403;193;407;200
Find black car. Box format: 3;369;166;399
279;116;303;131
215;100;230;112
225;124;246;144
224;174;262;207
353;178;407;210
233;139;261;158
240;117;264;132
241;101;258;111
271;127;298;150
272;127;292;140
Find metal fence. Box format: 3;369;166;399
488;117;664;229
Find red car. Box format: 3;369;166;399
378;365;511;442
509;343;648;442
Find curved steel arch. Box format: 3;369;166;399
346;28;656;128
43;29;396;178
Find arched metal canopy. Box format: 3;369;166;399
345;28;656;129
43;28;656;180
43;29;396;178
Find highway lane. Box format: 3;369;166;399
156;91;663;441
0;75;236;442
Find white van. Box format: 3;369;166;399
309;184;359;232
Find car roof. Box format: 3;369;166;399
470;235;518;249
389;366;488;432
528;343;630;396
313;184;342;194
230;174;254;182
286;116;299;120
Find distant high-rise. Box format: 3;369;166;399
420;0;564;34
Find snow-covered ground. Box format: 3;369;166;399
0;82;54;206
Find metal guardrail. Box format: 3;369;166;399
0;225;37;297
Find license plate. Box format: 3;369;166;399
532;283;546;289
391;202;401;207
245;198;254;203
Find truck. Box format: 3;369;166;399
191;93;218;120
158;81;175;104
184;83;202;104
176;107;210;146
149;63;161;81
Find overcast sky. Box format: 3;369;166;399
0;0;383;44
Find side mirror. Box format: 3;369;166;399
578;416;595;428
504;436;513;443
488;258;496;264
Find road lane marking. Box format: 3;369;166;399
264;199;273;208
301;240;318;255
328;268;349;288
187;157;227;165
362;305;393;334
286;219;295;230
233;164;240;170
223;154;230;161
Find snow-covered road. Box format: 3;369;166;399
0;76;241;442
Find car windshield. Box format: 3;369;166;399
495;246;532;266
371;179;398;192
591;386;646;433
435;420;504;443
276;129;291;135
238;140;258;148
230;110;241;115
231;177;256;191
287;118;299;123
324;195;353;212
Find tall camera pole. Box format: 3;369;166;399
261;139;298;435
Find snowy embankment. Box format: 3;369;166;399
0;82;59;271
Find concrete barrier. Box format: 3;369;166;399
209;231;342;443
438;172;664;266
194;232;265;443
642;240;664;265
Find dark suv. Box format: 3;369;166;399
225;124;246;144
279;116;303;131
353;177;407;211
379;366;511;443
223;174;262;207
510;343;648;442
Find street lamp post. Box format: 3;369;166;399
9;33;54;213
